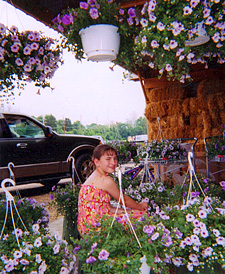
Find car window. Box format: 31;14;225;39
5;116;45;138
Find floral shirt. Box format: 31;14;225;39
77;184;146;235
77;185;112;235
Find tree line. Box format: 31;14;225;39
34;114;147;141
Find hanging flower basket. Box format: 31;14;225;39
0;24;63;102
79;24;120;62
52;0;138;63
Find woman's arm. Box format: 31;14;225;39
103;176;148;212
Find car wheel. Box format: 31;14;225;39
74;153;94;183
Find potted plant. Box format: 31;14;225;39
50;183;81;244
51;0;139;62
206;133;225;162
0;225;75;273
109;141;140;164
0;195;75;273
71;191;225;273
0;197;50;234
71;213;175;274
133;0;225;82
137;140;187;163
0;24;63;101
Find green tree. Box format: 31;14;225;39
35;115;44;124
64;118;72;132
44;114;57;130
72;121;85;134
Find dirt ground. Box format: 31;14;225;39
31;193;62;222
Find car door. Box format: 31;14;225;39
0;116;13;179
3;114;61;179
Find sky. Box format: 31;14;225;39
0;1;146;125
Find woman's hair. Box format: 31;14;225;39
92;144;117;160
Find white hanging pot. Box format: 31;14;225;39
185;22;210;47
79;24;120;62
140;256;151;274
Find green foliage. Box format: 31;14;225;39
138;140;187;162
124;178;183;207
44;114;57;130
35;114;147;141
71;216;145;274
0;227;74;273
52;0;139;63
49;183;80;223
0;197;49;233
206;135;225;159
109;141;139;164
0;24;62;102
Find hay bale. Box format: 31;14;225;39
182;98;190;116
167;99;182;116
146;85;186;102
145;104;152;120
189;115;197;128
189;98;200;115
211;128;221;136
197;79;222;100
220;111;225;124
216;93;225;110
208;95;219;113
146;102;168;119
146;88;159;102
211;111;221;127
202;128;212;138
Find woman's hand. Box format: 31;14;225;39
139;202;148;212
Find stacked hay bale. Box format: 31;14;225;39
144;70;225;152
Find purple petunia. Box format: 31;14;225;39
73;245;81;253
98;249;109;260
89;8;99;19
128;7;136;18
86;256;97;264
62;14;73;25
143;225;156;236
80;2;89;9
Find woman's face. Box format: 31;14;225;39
95;150;118;174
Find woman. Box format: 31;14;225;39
77;144;148;235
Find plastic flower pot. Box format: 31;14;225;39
63;215;80;244
79;24;120;62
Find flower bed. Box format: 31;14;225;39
0;195;75;273
0;225;75;273
72;193;225;274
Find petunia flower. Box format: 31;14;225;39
98;249;109;260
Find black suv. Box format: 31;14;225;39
0;113;101;188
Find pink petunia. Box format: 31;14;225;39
5;260;14;272
205;16;214;25
58;25;64;33
186;213;195;222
